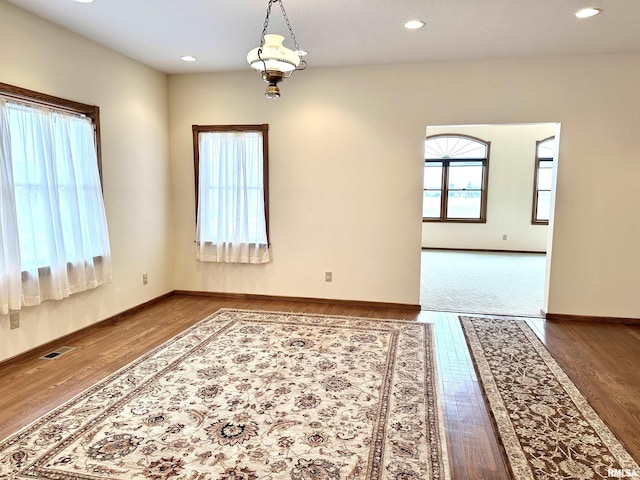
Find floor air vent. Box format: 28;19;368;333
39;346;75;360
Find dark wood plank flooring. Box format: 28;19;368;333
0;294;638;479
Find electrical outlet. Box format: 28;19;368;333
142;273;148;285
325;272;332;282
502;234;508;241
10;312;19;330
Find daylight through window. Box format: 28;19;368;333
423;134;490;222
532;137;555;224
0;83;112;314
193;124;270;264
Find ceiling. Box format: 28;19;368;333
6;0;640;74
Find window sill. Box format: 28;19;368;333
21;256;105;280
423;218;487;224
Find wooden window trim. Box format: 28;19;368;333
1;82;104;276
423;134;490;223
531;136;554;225
192;124;270;244
0;82;102;184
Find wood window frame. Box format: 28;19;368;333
423;134;490;223
192;124;270;244
531;136;554;225
0;82;102;184
1;82;105;277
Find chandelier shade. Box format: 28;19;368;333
247;34;300;73
246;0;306;98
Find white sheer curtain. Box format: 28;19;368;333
0;99;112;314
0;101;21;314
196;130;270;263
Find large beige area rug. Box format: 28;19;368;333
460;316;639;480
0;309;449;480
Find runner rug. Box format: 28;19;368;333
0;309;449;480
460;316;639;480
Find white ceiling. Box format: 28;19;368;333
6;0;640;74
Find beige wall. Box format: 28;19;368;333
423;123;557;251
169;71;423;306
170;54;640;319
0;2;173;362
2;3;640;363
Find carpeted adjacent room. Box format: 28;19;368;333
420;250;546;317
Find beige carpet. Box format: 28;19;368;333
0;309;449;480
460;316;639;479
421;250;546;317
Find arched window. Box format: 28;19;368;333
423;134;490;222
532;136;555;224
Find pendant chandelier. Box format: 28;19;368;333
246;0;307;99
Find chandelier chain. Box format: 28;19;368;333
258;0;274;48
256;0;306;74
256;0;273;71
278;0;300;52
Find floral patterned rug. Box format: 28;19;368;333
0;309;449;480
460;316;639;480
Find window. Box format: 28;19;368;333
532;136;555;224
193;124;270;264
423;134;490;222
0;82;112;314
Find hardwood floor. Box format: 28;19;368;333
0;294;638;479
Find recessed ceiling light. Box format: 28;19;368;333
575;7;602;18
404;20;426;30
180;55;197;62
74;0;95;3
